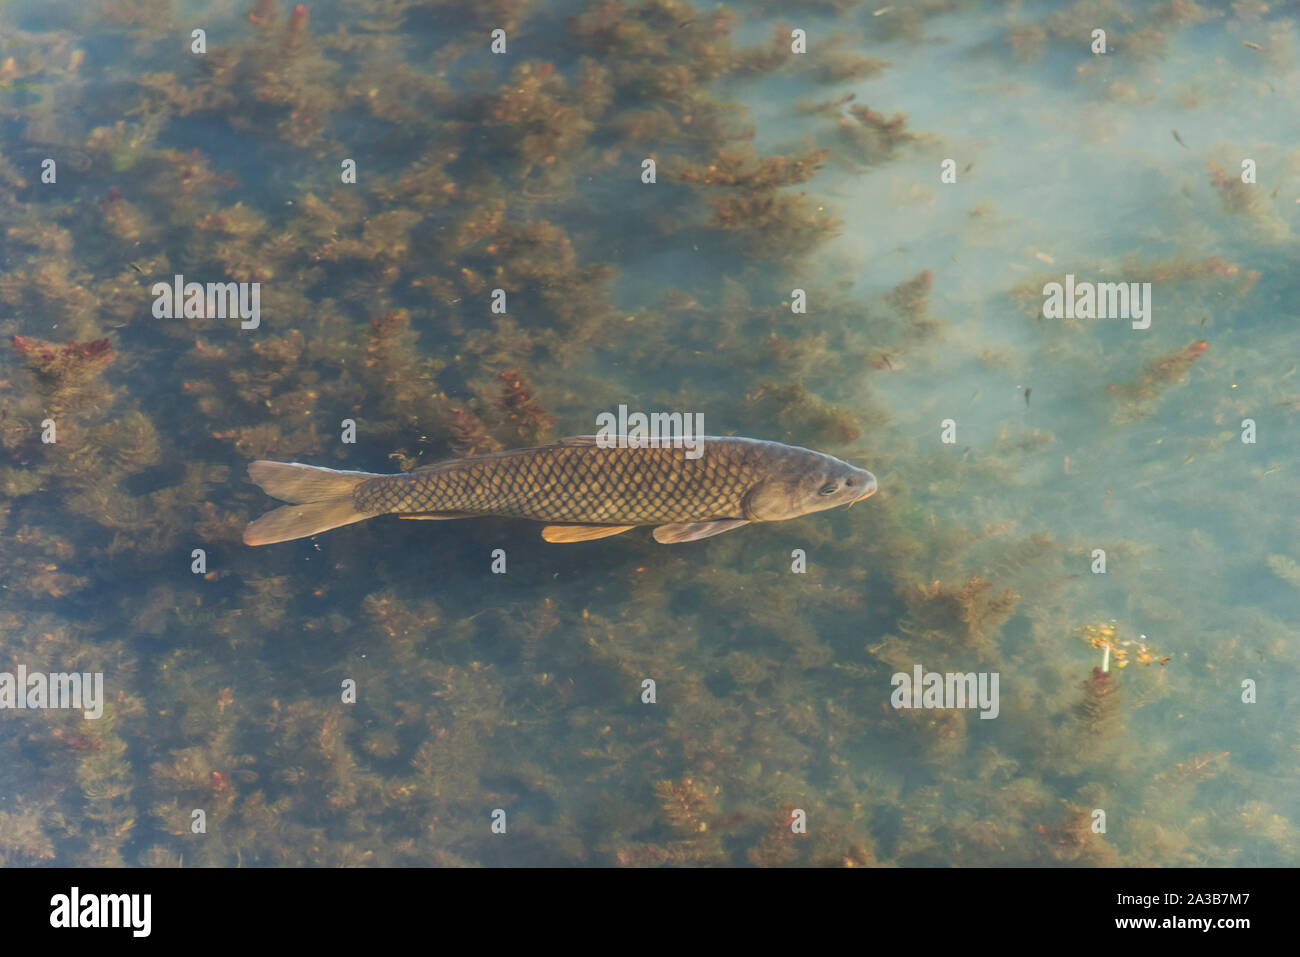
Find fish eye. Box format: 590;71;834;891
819;483;839;495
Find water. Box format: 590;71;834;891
0;0;1295;867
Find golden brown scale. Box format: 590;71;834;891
354;438;771;524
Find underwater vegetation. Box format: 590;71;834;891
0;0;1295;868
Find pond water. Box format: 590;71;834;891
0;0;1295;867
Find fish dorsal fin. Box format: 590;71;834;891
557;436;720;449
541;523;637;542
412;438;600;469
410;458;462;472
652;519;750;544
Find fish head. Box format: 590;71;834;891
744;448;877;521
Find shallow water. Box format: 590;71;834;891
0;0;1295;866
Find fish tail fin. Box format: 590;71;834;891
244;461;379;546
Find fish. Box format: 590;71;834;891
243;435;877;546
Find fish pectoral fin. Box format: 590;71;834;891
397;512;474;520
652;519;750;544
541;524;637;542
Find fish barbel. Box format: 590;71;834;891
243;435;876;546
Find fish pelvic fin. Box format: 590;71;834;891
652;519;750;543
244;461;379;546
541;523;637;543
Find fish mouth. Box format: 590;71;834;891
847;471;878;506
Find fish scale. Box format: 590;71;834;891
352;440;761;524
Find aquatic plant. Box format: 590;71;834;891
1075;666;1123;736
10;335;113;393
898;575;1019;657
1106;340;1210;421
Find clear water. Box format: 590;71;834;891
0;0;1295;866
